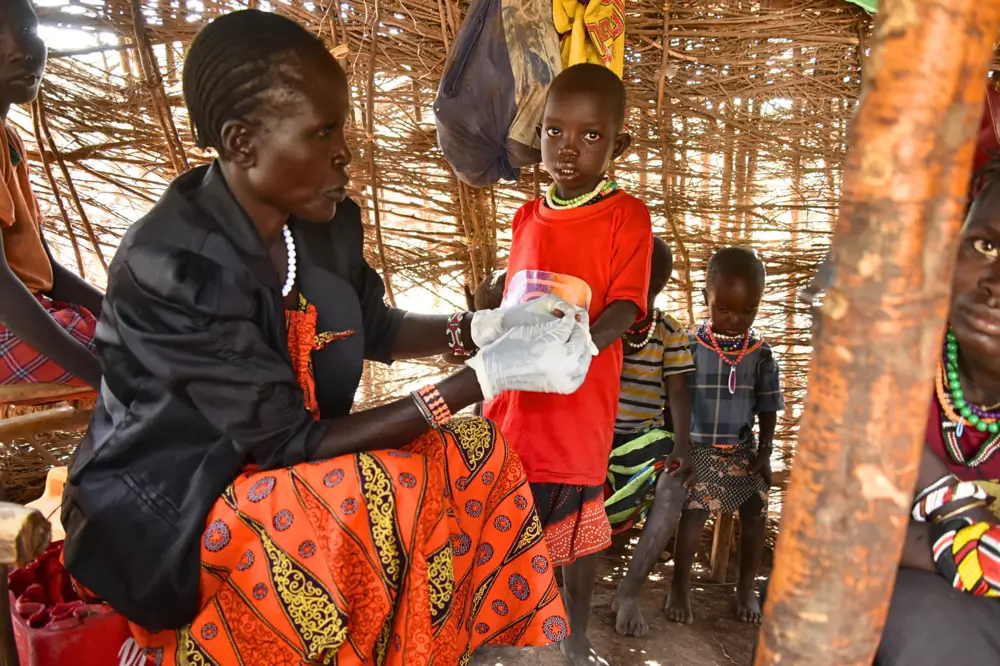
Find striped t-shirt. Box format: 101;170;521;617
615;313;695;434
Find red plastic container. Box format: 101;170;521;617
8;541;134;666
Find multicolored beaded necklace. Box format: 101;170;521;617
545;178;618;210
694;322;765;394
623;309;660;352
936;328;1000;466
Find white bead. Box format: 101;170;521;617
281;224;297;297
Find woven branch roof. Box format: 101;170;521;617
16;0;870;462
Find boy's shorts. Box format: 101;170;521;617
604;429;675;534
529;483;612;567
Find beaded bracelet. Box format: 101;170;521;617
914;474;957;505
912;480;988;522
931;515;1000;597
446;312;471;357
932;499;988;525
411;384;452;428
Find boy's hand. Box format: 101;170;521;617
749;449;773;488
664;451;696;488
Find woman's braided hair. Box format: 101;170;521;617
182;10;332;153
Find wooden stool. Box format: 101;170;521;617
708;468;789;583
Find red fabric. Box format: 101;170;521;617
485;191;652;485
9;542;132;666
8;542;83;629
529;483;612;566
925;399;1000;482
0;293;96;386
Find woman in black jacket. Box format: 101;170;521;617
62;10;594;665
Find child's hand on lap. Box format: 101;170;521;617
664;449;696;488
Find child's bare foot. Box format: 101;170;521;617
560;634;609;666
665;581;693;624
611;595;648;637
735;583;762;625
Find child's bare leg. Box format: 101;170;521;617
612;473;686;637
666;508;707;624
736;494;767;625
560;554;608;666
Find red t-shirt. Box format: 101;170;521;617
485;191;652;486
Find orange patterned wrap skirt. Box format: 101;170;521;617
130;417;568;665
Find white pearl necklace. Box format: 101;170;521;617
623;310;660;351
281;225;297;297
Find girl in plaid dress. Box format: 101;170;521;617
667;247;784;626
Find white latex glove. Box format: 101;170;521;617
466;315;597;401
470;293;590;349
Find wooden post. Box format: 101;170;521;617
363;3;396;307
756;1;1000;665
0;503;51;666
130;0;189;176
710;512;735;583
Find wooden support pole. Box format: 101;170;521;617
710;512;735;584
130;0;189;176
363;3;396;307
35;93;108;275
755;1;1000;665
655;0;695;326
29;101;84;277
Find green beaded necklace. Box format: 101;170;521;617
545;178;618;210
939;328;1000;466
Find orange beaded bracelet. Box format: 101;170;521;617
411;384;452;427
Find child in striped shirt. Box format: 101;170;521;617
606;236;695;637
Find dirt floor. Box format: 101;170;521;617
470;525;769;666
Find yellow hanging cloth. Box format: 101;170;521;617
552;0;625;78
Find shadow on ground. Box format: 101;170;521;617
470;525;766;666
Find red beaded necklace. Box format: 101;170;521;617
625;314;656;337
705;323;752;395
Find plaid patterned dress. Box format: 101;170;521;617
0;294;96;386
685;328;783;515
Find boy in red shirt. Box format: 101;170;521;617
484;63;652;666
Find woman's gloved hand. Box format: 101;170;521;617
465;314;597;401
470;294;591;350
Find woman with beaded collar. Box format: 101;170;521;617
752;166;1000;665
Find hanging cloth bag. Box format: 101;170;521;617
434;0;562;187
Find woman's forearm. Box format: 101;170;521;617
0;271;101;387
391;312;474;360
310;367;482;459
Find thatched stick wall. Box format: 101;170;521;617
18;0;868;462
